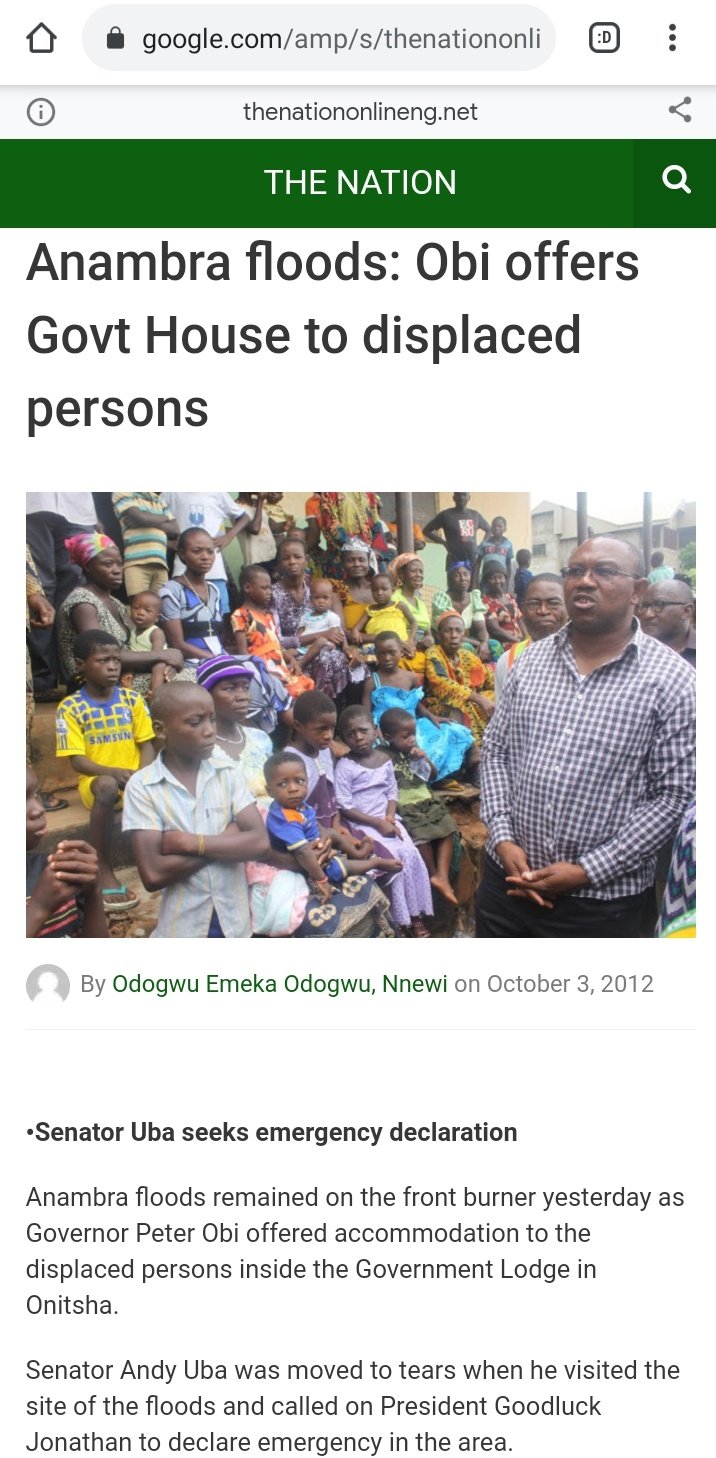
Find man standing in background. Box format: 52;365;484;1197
424;493;491;582
111;492;179;597
25;492;101;694
493;574;568;702
648;551;675;585
639;581;696;668
236;494;288;574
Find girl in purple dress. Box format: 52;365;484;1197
291;692;402;882
334;706;434;936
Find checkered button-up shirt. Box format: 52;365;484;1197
481;621;696;901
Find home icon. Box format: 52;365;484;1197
27;22;57;54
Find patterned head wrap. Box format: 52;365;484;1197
65;532;116;568
195;655;255;692
437;610;465;629
391;552;421;583
449;559;472;574
341;537;378;574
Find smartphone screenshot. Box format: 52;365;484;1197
4;4;709;1457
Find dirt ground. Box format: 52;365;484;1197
106;868;161;938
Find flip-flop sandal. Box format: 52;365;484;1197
102;886;140;913
412;918;432;938
434;780;479;801
40;791;69;812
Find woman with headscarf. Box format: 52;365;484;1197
195;657;274;803
480;561;525;647
424;613;496;746
431;562;495;662
57;533;183;693
305;494;395;580
390;554;434;682
331;540;375;633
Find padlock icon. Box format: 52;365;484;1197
106;26;124;49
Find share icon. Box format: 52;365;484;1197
669;97;692;122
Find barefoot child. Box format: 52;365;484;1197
291;691;402;879
55;630;156;913
26;767;108;937
379;709;459;908
335;706;434;936
122;682;269;938
364;632;477;784
126;591;170;696
265;751;348;902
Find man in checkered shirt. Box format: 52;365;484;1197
476;537;696;938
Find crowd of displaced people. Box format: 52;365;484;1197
25;492;696;941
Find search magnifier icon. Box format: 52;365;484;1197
662;164;691;193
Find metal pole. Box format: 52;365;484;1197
395;493;414;555
577;493;589;545
643;492;653;569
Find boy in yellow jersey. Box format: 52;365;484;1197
55;631;155;912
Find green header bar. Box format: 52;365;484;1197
1;140;713;226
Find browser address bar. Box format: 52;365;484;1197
84;5;555;70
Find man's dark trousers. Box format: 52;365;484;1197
475;855;650;938
26;511;83;690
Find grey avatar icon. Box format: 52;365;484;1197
26;965;71;1004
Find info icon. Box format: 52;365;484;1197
589;22;620;53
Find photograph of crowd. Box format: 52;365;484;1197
25;492;696;941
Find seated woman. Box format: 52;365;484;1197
431;562;495;662
480;563;525;648
363;632;477;784
390;554;435;681
194;655;307;935
195;656;274;802
424;614;496;748
159;528;226;671
58;533;183;693
231;564;314;700
271;538;353;702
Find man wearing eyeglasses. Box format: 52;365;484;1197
639;582;696;668
475;537;696;938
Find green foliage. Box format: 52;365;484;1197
679;543;696;589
